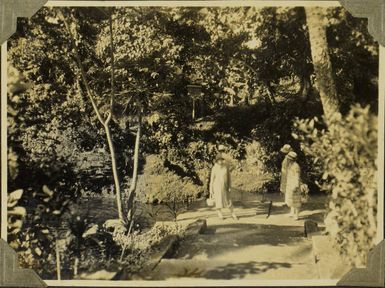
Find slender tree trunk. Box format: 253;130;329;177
126;109;142;223
192;98;196;120
106;13;124;220
104;120;123;220
299;75;311;103
58;10;124;221
265;81;276;105
230;94;234;106
305;7;340;123
55;238;61;280
109;13;116;110
73;257;79;277
243;87;250;105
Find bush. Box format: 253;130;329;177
136;155;201;209
110;222;185;275
230;141;272;193
8;184;75;279
293;105;377;267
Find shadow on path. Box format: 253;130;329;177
147;193;326;280
173;223;306;260
202;261;292;279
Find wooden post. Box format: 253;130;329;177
192;98;196;120
74;257;79;277
55;239;61;281
187;84;202;121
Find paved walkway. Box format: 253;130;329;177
146;193;326;281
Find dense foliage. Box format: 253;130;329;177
136;155;200;206
293;105;377;266
7;5;378;278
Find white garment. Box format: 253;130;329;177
285;162;301;208
210;163;232;209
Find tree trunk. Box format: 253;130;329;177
305;7;340;123
265;81;276;105
200;99;205;118
192;98;196;120
243;87;250;105
299;75;311;103
58;10;124;221
73;257;79;277
106;14;124;221
55;238;61;280
104;120;123;220
126;110;142;223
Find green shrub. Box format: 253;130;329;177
230;141;272;193
110;222;185;275
8;184;74;279
293;105;377;267
136;155;201;209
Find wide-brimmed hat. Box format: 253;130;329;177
287;151;297;160
280;144;292;154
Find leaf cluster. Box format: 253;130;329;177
293;105;377;267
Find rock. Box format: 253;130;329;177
135;235;179;279
78;269;117;280
162;235;180;259
103;219;126;234
82;224;99;238
304;220;319;238
114;235;179;280
185;219;207;235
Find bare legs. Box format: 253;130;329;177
294;208;300;220
289;207;300;220
229;206;238;220
217;209;224;219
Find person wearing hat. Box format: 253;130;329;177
217;144;236;173
218;144;226;153
205;144;227;195
285;151;302;220
209;154;238;220
280;144;293;196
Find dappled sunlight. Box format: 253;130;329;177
202;261;293;279
137;191;326;280
6;3;377;281
173;223;309;261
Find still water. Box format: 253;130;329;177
76;197;202;226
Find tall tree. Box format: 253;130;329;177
58;9;124;220
305;7;340;123
95;7;186;224
126;106;142;225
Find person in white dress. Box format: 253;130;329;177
280;144;292;195
285;152;302;220
209;155;238;220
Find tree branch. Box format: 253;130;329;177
232;57;258;77
109;13;116;114
57;10;106;125
106;112;112;125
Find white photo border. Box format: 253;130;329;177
1;1;384;286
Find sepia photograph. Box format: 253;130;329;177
1;0;383;285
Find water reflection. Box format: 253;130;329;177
77;197;198;226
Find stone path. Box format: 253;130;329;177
145;193;326;281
